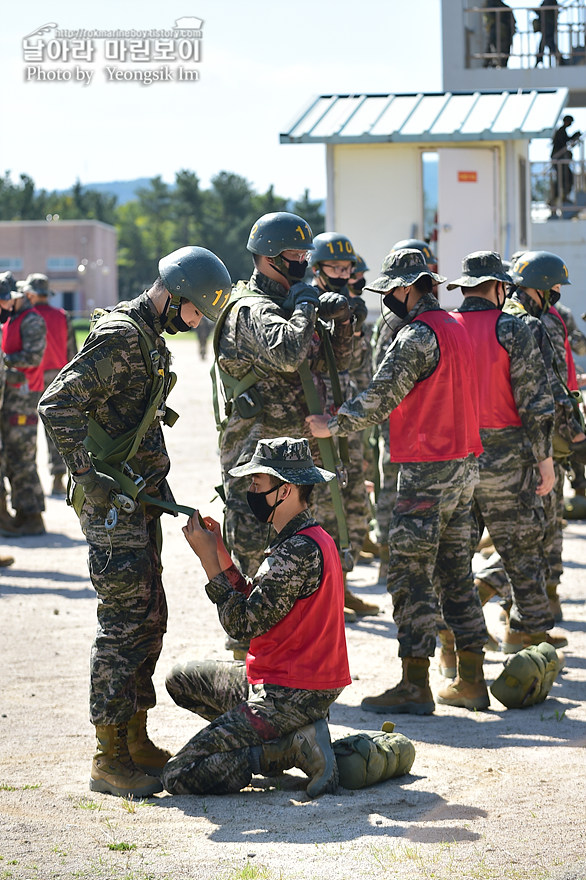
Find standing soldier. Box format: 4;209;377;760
439;252;557;673
307;249;489;714
23;273;77;495
309;234;378;616
0;272;17;564
38;246;232;798
0;279;47;536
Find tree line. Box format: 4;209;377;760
0;170;325;299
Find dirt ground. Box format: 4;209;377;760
1;336;585;880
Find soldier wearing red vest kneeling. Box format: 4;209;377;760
162;437;351;798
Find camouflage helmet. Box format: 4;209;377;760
23;273;51;296
246;212;314;256
509;250;571;290
158;246;232;322
308;232;357;267
391;238;437;268
0;271;17;298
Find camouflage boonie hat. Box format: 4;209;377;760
23;273;52;296
365;249;446;294
11;280;27;298
0;271;17;298
446;251;512;290
229;437;335;484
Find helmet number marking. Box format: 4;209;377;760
295;225;306;241
212;289;230;308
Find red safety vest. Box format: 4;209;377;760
1;309;45;391
450;308;522;430
247;525;351;690
389;310;483;463
549;306;578;392
35;303;69;372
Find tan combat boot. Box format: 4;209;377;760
254;718;338;798
502;627;568;654
51;474;66;495
127;710;172;776
343;586;380;617
0;552;14;568
437;651;490;710
474;578;500;651
361;657;435;716
546;585;563;623
0;497;20;537
11;512;46;536
437;629;456;679
90;722;163;797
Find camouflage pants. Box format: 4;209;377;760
388;455;487;658
162;659;342;795
79;499;167;725
0;385;45;513
473;436;552;633
374;421;399;544
475;461;566;601
42;370;66;476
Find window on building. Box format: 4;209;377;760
0;257;23;272
46;256;78;271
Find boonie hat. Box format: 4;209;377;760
365;249;446;294
229;437;335;484
23;273;52;296
447;251;512;290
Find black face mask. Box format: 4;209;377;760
272;255;308;284
246;485;283;523
383;290;409;319
321;272;348;293
0;307;12;324
548;288;561;306
163;298;192;334
350;278;366;293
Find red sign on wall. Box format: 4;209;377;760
458;171;478;182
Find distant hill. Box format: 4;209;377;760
55;178;157;204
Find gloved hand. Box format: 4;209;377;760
282;282;320;313
318;292;350;322
73;467;121;507
349;296;368;332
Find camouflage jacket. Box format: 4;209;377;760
2;301;47;383
504;290;582;441
38;291;174;498
371;310;406;374
454;297;554;463
328;293;441;437
556;302;586;357
205;509;323;641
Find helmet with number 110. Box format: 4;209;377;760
246;212;314;256
509;250;571;291
159;246;232;323
308;232;357;268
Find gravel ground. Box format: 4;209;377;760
1;336;585;880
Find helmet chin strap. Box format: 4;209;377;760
162;293;182;329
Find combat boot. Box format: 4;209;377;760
546;585;563;623
90;723;163;797
51;473;66;495
11;512;46;536
502;627;568;654
127;710;172;776
436;650;490;711
252;718;338;798
361;657;435;715
0;497;20;537
343;586;379;617
224;635;249;660
437;629;456;679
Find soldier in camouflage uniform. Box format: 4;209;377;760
23;273;78;496
162;437;350;798
215;213;353;582
475;251;582;640
0;273;16;565
308;234;378;615
556;301;586;496
307;249;489;714
38;246;232;799
0;279;47;536
437;252;557;670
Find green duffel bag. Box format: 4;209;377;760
490;642;562;709
333;725;416;790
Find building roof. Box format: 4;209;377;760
280;89;569;144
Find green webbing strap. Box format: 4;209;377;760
298;358;353;570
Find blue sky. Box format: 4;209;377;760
0;0;443;200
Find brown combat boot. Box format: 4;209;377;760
437;629;456;679
51;474;66;495
0;497;20;537
344;586;379;617
546;585;563;622
11;512;46;536
361;657;435;715
254;718;338;798
502;627;568;654
437;651;490;710
90;722;163;797
127;710;172;777
0;552;15;568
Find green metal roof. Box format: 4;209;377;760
279;89;569;144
